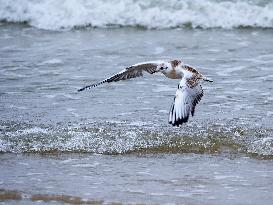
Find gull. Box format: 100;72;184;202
78;60;213;126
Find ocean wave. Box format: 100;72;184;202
0;121;272;159
0;0;273;30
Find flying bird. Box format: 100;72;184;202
78;60;213;126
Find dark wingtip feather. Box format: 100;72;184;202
77;79;107;92
77;86;90;92
77;85;93;92
77;88;84;92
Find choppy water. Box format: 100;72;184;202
0;9;273;205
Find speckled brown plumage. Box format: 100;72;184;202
170;60;182;68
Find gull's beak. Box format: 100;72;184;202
203;77;213;82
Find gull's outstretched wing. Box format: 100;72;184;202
169;79;203;126
78;61;164;92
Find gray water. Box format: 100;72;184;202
0;24;273;204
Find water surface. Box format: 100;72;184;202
0;22;273;204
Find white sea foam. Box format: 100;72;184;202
0;122;272;158
0;0;273;30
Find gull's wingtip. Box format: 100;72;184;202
77;85;92;92
77;87;87;92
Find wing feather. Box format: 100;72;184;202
191;85;203;116
168;80;203;127
78;61;163;92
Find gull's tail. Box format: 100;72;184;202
203;77;213;83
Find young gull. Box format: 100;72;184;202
78;60;213;126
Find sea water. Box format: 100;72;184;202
0;0;273;204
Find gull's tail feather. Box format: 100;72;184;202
168;100;189;127
203;77;213;82
168;90;190;127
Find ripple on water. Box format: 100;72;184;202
215;65;246;77
38;59;64;66
153;47;165;55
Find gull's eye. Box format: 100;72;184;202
160;67;164;70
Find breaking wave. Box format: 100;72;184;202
0;121;272;159
0;0;273;30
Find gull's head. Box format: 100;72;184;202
157;62;171;73
157;59;183;73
